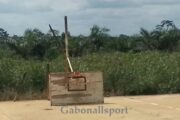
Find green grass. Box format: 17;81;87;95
0;51;180;100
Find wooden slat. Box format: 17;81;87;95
49;72;104;106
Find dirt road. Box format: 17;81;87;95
0;94;180;120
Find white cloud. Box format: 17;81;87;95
0;0;180;36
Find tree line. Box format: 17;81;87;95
0;20;180;60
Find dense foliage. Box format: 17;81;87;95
0;20;180;100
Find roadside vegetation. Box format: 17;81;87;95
0;20;180;100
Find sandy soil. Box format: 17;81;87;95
0;94;180;120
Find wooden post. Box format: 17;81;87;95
46;63;50;100
64;16;69;59
64;16;73;73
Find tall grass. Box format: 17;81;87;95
0;51;180;100
71;51;180;95
0;58;47;100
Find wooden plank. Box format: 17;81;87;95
49;72;104;106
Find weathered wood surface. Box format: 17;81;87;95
49;72;104;106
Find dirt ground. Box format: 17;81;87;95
0;94;180;120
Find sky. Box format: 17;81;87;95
0;0;180;36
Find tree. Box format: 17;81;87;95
0;28;9;42
154;20;180;51
8;28;48;59
138;20;180;51
156;20;175;31
0;28;9;50
89;25;110;51
117;34;131;52
140;28;157;50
